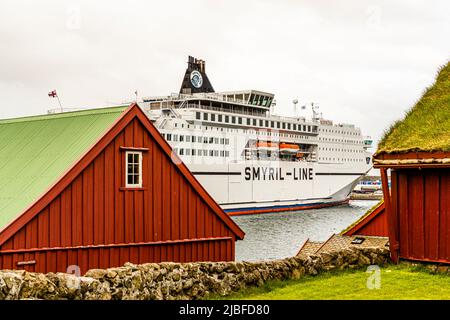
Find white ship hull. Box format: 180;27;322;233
186;160;368;215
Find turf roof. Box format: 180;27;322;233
376;61;450;155
0;106;127;230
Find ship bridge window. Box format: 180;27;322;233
247;118;251;125
211;114;215;121
277;122;281;129
186;136;191;142
253;119;257;126
259;119;264;126
218;114;223;122
271;121;274;128
225;115;229;123
203;113;208;121
173;135;178;142
238;117;242;124
232;116;236;124
180;135;184;142
287;123;291;130
196;112;201;120
166;134;172;141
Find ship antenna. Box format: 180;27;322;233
292;99;298;115
311;102;320;121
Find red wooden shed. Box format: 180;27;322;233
0;104;244;274
342;201;388;237
374;62;450;264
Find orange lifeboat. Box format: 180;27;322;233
279;143;300;154
256;141;279;151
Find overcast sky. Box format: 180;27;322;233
0;0;449;147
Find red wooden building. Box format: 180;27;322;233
0;104;244;274
374;62;450;264
342;201;388;237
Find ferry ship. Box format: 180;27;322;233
140;56;373;215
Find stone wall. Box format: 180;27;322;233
0;247;390;300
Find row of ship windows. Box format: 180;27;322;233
319;147;364;153
162;133;230;145
319;158;365;162
319;137;362;144
168;124;311;142
319;128;359;135
170;121;360;144
196;112;315;132
173;148;230;157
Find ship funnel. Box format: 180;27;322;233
179;56;215;95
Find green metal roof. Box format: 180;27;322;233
0;106;127;230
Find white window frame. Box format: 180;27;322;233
125;151;142;188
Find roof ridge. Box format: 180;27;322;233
0;105;128;125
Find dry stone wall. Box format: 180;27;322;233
0;247;390;300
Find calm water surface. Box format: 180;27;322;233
232;200;378;261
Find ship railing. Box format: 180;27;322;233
144;92;248;105
183;104;312;123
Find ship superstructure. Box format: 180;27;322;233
140;56;373;215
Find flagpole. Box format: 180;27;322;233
56;94;63;112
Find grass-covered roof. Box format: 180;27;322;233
376;61;450;155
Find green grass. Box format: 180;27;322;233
377;61;450;155
210;264;450;300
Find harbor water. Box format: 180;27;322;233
233;200;379;261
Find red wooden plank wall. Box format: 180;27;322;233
393;168;450;263
0;118;236;274
344;203;388;237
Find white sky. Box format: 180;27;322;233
0;0;449;149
